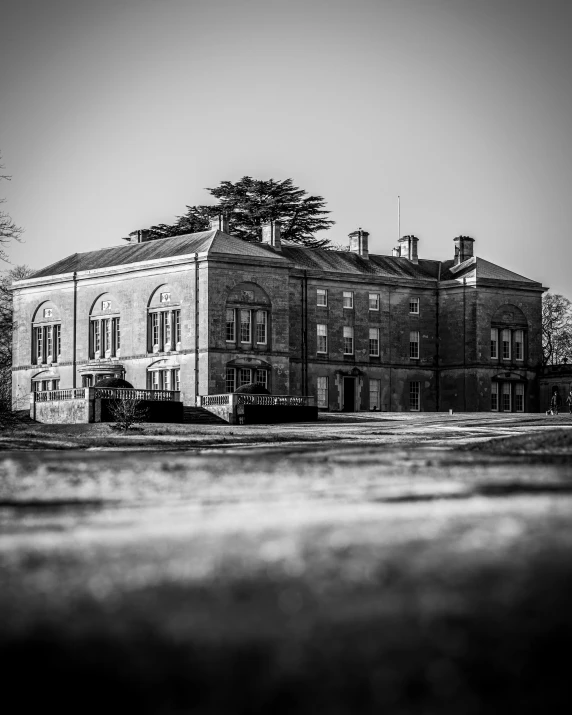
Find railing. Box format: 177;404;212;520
94;388;180;402
34;388;87;402
199;393;315;408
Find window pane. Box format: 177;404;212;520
105;319;111;353
239;368;251;386
317;376;328;408
369;327;379;356
256;311;267;344
409;298;419;314
226;308;235;342
240;310;251;342
369;293;379;310
502;382;511;411
317;289;327;306
174;369;180;392
255;369;268;388
491;381;498;411
343;291;353;309
343;326;353;354
46;326;53;358
409;330;419;359
163;370;171;390
502;329;511;359
369;378;380;410
152;313;160;346
174;310;181;345
515;329;523;360
225;368;235;393
491;328;498;358
163;312;172;349
409;381;420;411
515;382;524;412
317;324;327;353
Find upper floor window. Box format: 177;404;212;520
491;328;498;359
226;309;235;342
224;281;272;350
32;302;61;365
369;328;380;356
240;310;251;343
89;293;121;359
502;328;511;360
343;291;354;309
410;330;420;359
256;311;268;344
515;330;524;361
317;324;328;353
409;297;420;314
369;293;380;311
317;288;328;307
343;326;354;355
491;304;528;364
148;285;181;354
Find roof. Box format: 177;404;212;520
28;230;285;279
24;230;540;287
440;257;540;284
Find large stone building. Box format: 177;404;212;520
12;217;546;413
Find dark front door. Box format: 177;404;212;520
343;377;355;412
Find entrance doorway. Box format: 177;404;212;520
343;377;355;412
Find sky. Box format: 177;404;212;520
1;0;571;293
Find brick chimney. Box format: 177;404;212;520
348;228;369;259
261;220;282;251
453;235;474;265
391;247;400;257
398;235;419;263
126;229;152;243
209;214;230;233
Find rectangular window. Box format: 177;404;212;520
163;312;172;350
317;324;328;353
239;367;251;386
225;368;235;393
226;308;235;342
502;382;511;411
105;318;112;354
256;311;267;344
317;288;327;307
343;291;353;309
369;293;379;311
369;328;380;356
515;329;523;361
515;383;524;412
240;310;251;343
152;313;160;348
113;318;120;353
502;328;511;360
255;369;268;389
174;369;181;392
46;326;53;359
491;328;498;359
34;327;43;364
409;330;420;359
317;376;328;408
369;378;380;410
174;310;181;346
151;371;160;390
343;326;354;355
409;297;420;314
410;381;420;411
55;324;61;358
93;321;101;354
162;369;171;391
491;382;498;411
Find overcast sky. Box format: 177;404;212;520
1;0;571;293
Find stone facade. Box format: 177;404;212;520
12;223;546;414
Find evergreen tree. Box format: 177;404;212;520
132;177;334;248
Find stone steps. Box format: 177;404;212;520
182;406;227;425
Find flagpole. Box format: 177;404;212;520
397;195;400;241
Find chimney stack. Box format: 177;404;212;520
261;220;282;250
127;229;152;243
391;247;400;257
398;235;419;263
453;235;474;265
209;214;230;233
348;228;369;259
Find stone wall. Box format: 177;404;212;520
33;397;91;424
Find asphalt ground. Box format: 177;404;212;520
1;413;572;713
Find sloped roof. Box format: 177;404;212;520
281;246;440;279
28;230;285;279
440;257;540;284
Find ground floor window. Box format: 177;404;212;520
317;376;328;408
409;381;420;411
502;382;511;412
491;382;498;411
225;367;269;392
147;367;180;391
32;379;60;391
515;383;524;412
369;378;380;410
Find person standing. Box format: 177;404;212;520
550;389;561;416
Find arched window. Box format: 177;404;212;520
31;301;61;365
148;285;181;354
31;370;60;392
147;358;180;392
224;282;271;350
89;293;121;359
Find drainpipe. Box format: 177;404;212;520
302;271;308;396
436;264;441;411
72;272;78;388
194;253;199;405
388;286;392;411
463;276;467;411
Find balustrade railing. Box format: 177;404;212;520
34;388;87;402
199;393;315;409
93;388;180;402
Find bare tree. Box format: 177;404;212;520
542;292;572;366
109;395;148;431
1;153;23;263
